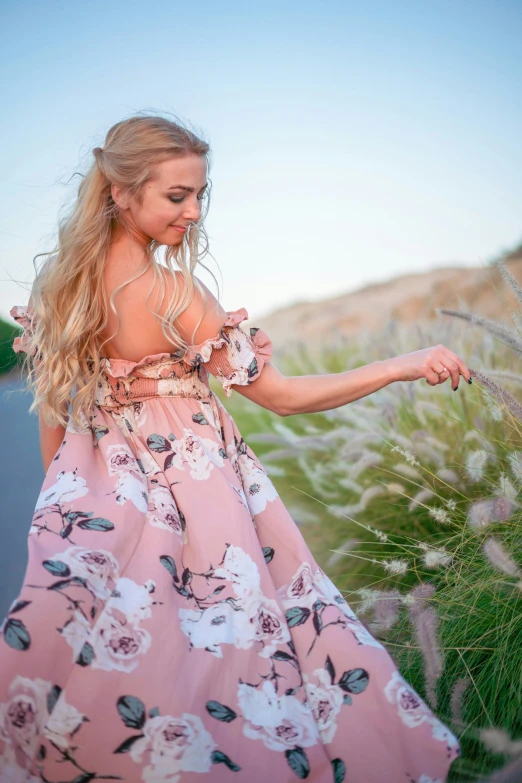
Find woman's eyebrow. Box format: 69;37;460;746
166;183;208;192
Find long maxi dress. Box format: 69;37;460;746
0;304;461;783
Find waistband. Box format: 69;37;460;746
95;373;212;409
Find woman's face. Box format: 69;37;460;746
111;154;208;247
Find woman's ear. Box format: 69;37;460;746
111;184;128;209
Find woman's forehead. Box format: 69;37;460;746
155;155;207;184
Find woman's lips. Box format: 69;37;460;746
172;225;188;233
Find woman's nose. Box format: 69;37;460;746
183;199;201;221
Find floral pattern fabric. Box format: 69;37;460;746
1;305;460;782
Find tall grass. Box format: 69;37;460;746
228;260;522;782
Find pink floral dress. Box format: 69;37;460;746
0;304;460;783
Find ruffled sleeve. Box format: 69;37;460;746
182;307;273;397
10;304;39;359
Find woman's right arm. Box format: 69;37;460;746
238;344;472;417
156;272;472;417
237;358;397;416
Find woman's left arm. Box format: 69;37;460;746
39;410;67;473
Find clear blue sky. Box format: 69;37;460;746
1;0;521;321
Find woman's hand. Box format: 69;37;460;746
391;344;472;390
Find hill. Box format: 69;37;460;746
253;257;522;356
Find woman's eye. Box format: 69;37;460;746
169;194;206;204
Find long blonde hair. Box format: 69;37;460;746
12;111;218;432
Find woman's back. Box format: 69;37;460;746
100;250;228;363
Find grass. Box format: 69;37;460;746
221;260;522;781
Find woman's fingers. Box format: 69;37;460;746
439;348;471;389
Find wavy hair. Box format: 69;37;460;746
11;111;218;432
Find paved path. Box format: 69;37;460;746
0;373;44;621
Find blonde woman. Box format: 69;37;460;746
1;112;470;782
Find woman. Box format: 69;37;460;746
1;112;470;783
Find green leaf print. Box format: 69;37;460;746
117;695;147;729
76;641;95;666
285;746;310;779
331;757;346;782
338;668;369;694
147;433;173;453
43;559;71;577
211;750;241;771
236;438;248;456
159;555;179;582
77;517;115;532
164;451;177;470
49;578;77;591
3;617;31;650
262;546;275;563
205;700;238;722
8;599;31;613
272;650;295;662
69;576;88;587
60;522;74;538
47;684;62;714
65;510;94;524
92;424;109;443
313;610;323;635
192;412;209;425
285;606;311;628
325;654;336;684
114;734;145;754
247;357;259;379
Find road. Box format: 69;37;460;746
0;372;44;621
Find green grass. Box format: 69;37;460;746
224;303;522;781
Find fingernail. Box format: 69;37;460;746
453;386;458;391
468;378;472;384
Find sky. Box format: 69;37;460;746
1;0;521;322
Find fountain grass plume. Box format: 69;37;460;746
478;756;522;783
436;308;522;354
427;505;452;525
470;369;522;425
450;676;470;729
467;496;520;530
495;258;522;311
367;589;402;633
482;537;522;578
409;604;444;709
465;448;490;482
480;728;522;758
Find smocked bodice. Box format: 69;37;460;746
96;353;214;408
10;305;273;410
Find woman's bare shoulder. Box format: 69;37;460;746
159;267;229;346
99;264;230;360
151;267;227;345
